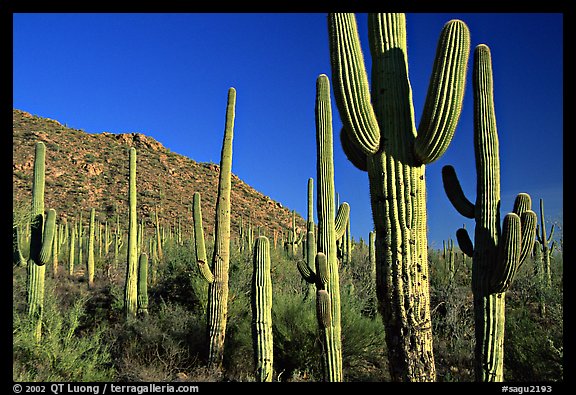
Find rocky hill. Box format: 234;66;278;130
12;109;305;244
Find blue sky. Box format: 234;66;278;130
13;13;563;248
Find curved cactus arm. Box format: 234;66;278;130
491;213;522;293
334;202;350;240
192;192;214;283
512;192;532;215
547;224;555;245
442;165;475;219
518;210;537;266
456;228;474;258
297;258;317;284
316;289;332;328
39;209;57;265
340;126;368;172
414;19;470;164
315;252;329;289
328;13;380;155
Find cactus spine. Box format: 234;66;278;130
251;236;273;382
26;142;57;342
442;45;537;382
137;252;149;316
87;208;96;288
328;13;470;381
124;147;139;319
206;87;236;368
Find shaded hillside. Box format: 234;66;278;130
12;109;305;242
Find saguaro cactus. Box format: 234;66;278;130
26;142;57;342
328;13;470;381
251;236;274;382
441;45;537;382
124;147;139;319
192;192;214;283
206;87;236;368
13;212;27;267
68;223;76;275
535;198;555;287
137;252;149;316
87;208;96;288
315;74;346;381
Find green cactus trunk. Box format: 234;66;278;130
328;13;470;381
124;147;139;319
251;236;273;382
69;223;76;275
442;45;537;382
26;142;57;343
536;198;554;287
13;212;27;267
137;252;149;316
207;87;236;368
315;74;343;381
87;208;96;288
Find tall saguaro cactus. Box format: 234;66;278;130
328;13;470;381
441;45;537;382
314;74;344;381
251;236;273;382
124;147;139;319
26;142;57;342
207;87;236;368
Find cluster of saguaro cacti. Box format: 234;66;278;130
296;75;348;381
26;142;57;342
328;13;470;381
124;147;139;319
441;44;537;382
251;236;274;382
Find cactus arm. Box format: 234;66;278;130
192;192;214;283
340;126;368;171
442;165;475;219
39;209;57;265
414;19;470;164
315;252;329;289
547;224;555;245
328;13;380;155
316;289;332;328
518;210;537;266
334;202;350;240
296;257;316;284
491;213;522;293
456;228;474;258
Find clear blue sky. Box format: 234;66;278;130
13;13;563;248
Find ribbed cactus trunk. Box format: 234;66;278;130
207;87;236;368
328;13;470;381
137;252;149;316
87;208;96;288
13;212;27;267
124;147;139;319
315;74;343;381
442;45;537;382
26;142;57;343
69;223;76;275
536;198;554;287
251;236;273;382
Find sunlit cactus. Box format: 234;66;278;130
328;13;470;381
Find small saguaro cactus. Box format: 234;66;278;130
535;198;555;287
13;212;27;267
251;236;274;382
206;87;236;369
68;222;76;275
87;208;96;288
441;44;537;382
137;252;149;316
124;147;139;319
26;142;57;342
328;13;470;381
